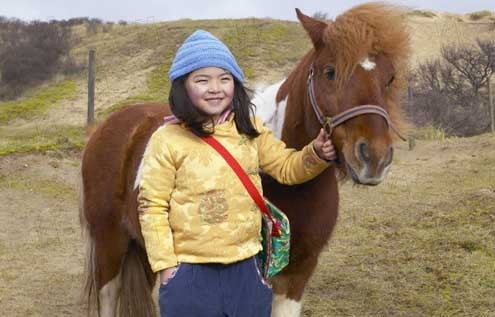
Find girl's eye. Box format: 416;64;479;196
325;67;336;80
196;79;208;83
221;77;232;82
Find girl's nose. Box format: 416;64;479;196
208;79;221;93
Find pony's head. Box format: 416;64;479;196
280;4;410;186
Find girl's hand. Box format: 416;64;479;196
159;266;178;285
313;128;337;161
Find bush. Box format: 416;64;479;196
0;19;77;99
468;11;493;21
407;10;437;18
406;40;495;137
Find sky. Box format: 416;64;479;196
0;0;493;23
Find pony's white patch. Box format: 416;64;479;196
253;79;287;139
99;271;121;317
272;293;302;317
133;124;168;191
134;158;146;191
355;155;392;185
360;57;376;71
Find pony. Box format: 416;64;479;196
80;3;410;316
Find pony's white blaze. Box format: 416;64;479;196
272;293;302;317
253;80;287;139
360;56;376;71
99;268;121;317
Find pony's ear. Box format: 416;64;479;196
295;8;327;48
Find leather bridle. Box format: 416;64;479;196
307;64;406;141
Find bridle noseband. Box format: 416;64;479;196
307;64;406;141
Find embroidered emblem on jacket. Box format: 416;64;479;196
303;152;319;169
199;190;229;224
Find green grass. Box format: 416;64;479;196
0;125;85;156
0;80;77;124
0;173;76;200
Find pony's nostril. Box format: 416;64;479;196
359;142;371;163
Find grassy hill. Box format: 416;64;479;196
0;10;494;155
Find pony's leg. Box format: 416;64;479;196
94;228;129;317
99;269;121;317
271;256;319;317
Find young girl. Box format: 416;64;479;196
138;29;336;317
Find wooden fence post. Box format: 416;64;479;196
87;49;96;125
489;76;494;134
408;81;416;150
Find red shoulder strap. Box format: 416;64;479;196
202;136;281;236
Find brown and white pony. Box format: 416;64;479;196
80;3;409;317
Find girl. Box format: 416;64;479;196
138;29;336;317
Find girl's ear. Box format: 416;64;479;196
295;8;328;49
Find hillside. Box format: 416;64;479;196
1;11;494;156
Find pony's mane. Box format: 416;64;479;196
278;2;410;133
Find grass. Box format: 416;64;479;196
0;173;76;200
0;124;85;156
412;125;447;140
0;80;77;124
76;18;310;117
468;10;494;21
407;10;437;18
303;135;495;316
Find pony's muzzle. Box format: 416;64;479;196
352;140;393;185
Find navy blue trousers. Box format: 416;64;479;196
158;256;273;317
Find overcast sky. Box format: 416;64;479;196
0;0;493;23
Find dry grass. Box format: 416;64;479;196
0;133;494;316
303;134;495;316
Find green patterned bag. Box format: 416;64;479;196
258;198;290;279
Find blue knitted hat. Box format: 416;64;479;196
168;30;244;82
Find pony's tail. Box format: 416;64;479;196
79;166;100;316
119;239;157;317
81;225;100;316
81;234;157;317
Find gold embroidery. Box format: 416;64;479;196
198;190;229;224
246;167;259;176
238;135;249;145
303;152;319;169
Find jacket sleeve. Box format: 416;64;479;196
255;117;330;185
137;130;178;272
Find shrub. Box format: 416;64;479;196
468;11;493;21
0;19;76;99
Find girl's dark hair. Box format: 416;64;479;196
168;74;261;139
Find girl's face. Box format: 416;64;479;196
185;67;235;122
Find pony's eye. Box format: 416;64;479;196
325;67;336;80
386;75;395;87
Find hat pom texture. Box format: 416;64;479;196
168;30;244;82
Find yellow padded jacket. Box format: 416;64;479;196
137;116;330;272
